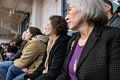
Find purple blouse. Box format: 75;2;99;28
68;44;84;80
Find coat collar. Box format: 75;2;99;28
66;26;103;71
47;35;70;65
77;26;102;68
32;35;48;43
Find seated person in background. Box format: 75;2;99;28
0;45;3;61
1;43;10;61
115;6;120;16
3;34;22;61
104;0;120;27
5;45;18;61
26;15;70;80
9;31;27;61
0;31;27;80
11;34;23;49
5;27;47;80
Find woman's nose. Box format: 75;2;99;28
65;15;69;21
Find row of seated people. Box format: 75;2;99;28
0;0;120;80
0;15;70;80
0;35;23;61
1;0;119;63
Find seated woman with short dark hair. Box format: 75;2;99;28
26;15;70;80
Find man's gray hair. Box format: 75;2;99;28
67;0;108;25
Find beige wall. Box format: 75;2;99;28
30;0;62;33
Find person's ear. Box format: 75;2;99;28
104;3;111;12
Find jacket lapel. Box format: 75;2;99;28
48;35;69;65
77;26;102;68
47;36;62;65
65;33;80;71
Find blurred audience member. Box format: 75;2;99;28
9;31;27;61
104;0;120;27
115;6;120;16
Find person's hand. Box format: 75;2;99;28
0;76;3;80
22;68;28;73
27;78;31;80
6;52;11;58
